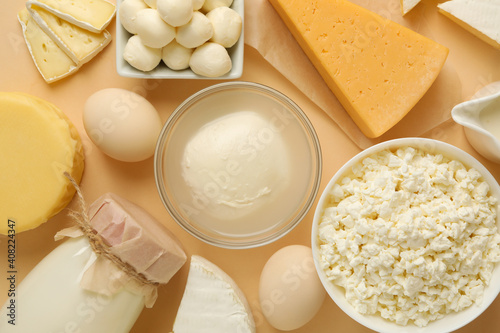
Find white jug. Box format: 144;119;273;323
452;82;500;164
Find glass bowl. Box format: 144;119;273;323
155;81;322;248
312;138;500;332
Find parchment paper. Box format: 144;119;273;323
244;0;463;148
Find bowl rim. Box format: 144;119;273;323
311;137;500;333
155;81;322;249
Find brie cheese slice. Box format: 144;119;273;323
27;4;112;64
400;0;421;15
18;8;79;83
172;255;255;333
26;0;116;33
438;0;500;49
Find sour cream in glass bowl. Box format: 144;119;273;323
155;82;322;249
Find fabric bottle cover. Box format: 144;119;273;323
56;192;187;307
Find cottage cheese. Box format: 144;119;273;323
317;147;500;327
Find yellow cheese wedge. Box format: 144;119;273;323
0;92;84;235
26;0;116;33
18;8;79;83
27;4;112;64
269;0;449;138
438;0;500;50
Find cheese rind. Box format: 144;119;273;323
18;8;79;83
26;0;116;33
269;0;449;138
438;0;500;50
0;92;84;234
27;4;112;64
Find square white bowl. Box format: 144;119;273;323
116;0;244;79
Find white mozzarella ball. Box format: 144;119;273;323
176;11;214;49
83;88;163;162
135;8;175;48
123;35;162;72
206;6;241;48
162;41;193;70
157;0;193;27
192;0;205;10
119;0;148;34
189;42;232;77
144;0;157;8
201;0;232;13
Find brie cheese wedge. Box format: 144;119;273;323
172;255;255;333
18;8;79;83
400;0;421;15
27;4;112;64
438;0;500;49
26;0;116;33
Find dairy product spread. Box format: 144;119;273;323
317;147;500;326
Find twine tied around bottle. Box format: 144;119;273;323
63;172;159;288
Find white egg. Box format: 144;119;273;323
189;42;232;77
83;88;163;162
135;8;176;48
259;245;326;331
123;35;162;72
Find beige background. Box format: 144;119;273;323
1;0;499;332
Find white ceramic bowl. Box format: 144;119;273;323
312;138;500;333
116;0;244;79
155;82;322;249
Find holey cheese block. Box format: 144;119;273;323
0;92;84;235
269;0;449;138
172;256;255;333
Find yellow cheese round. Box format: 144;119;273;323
0;92;84;234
